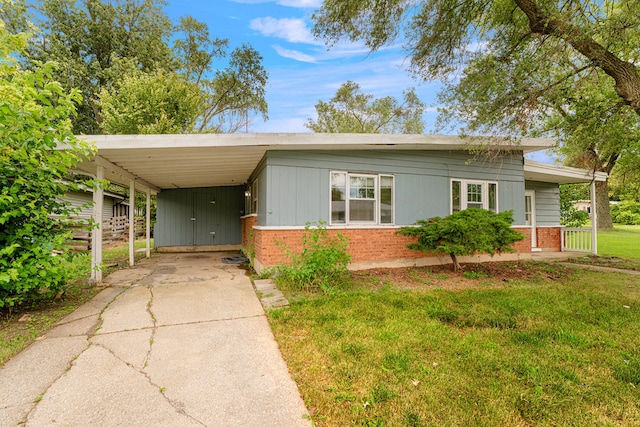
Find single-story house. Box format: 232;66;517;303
70;134;606;281
63;188;130;220
573;199;618;217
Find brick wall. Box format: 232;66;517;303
535;227;561;251
241;215;257;249
513;227;532;253
253;227;429;266
246;225;558;269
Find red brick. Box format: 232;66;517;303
245;225;562;267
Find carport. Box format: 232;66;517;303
74;134;275;282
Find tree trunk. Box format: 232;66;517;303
595;180;614;230
450;253;461;272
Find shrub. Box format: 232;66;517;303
0;27;94;311
275;222;351;294
610;200;640;225
397;209;525;272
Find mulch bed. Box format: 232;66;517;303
350;261;573;291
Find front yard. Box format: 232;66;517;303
598;225;640;260
268;262;640;426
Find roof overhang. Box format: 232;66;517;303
71;133;554;190
524;160;607;184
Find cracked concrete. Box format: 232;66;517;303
0;252;310;426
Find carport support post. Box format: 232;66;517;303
145;188;151;258
591;180;598;255
91;165;104;282
129;180;135;266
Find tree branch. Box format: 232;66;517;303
514;0;640;116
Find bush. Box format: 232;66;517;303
610;200;640;225
275;222;351;294
0;27;93;311
397;209;525;272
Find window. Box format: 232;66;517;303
331;172;394;225
451;179;498;213
244;180;259;215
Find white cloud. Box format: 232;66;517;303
231;0;322;7
250;17;321;44
276;0;322;7
273;45;319;63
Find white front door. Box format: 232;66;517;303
525;190;537;249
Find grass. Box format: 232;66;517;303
0;239;152;365
268;264;640;426
566;225;640;271
598;225;640;260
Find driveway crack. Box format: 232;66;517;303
22;341;92;424
143;285;157;369
93;342;206;426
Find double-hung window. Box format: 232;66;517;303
451;179;497;213
331;172;394;225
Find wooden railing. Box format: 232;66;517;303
561;228;593;253
68;216;146;251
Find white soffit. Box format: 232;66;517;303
524;160;607;184
77;133;555;190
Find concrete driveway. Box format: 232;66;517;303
0;252;311;426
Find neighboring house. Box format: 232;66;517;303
71;134;607;280
63;189;130;220
573;199;618;217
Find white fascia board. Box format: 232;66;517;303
83;133;553;153
524;160;608;184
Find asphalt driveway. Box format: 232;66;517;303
0;252;311;426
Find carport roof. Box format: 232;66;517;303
74;133;556;191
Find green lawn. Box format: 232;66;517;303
269;266;640;426
598;225;640;259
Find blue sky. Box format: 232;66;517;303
163;0;553;162
164;0;441;133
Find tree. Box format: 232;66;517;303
306;81;425;133
559;184;589;228
397;209;525;272
313;0;640;229
31;0;174;134
608;148;640;203
98;67;205;134
0;23;94;310
2;0;268;134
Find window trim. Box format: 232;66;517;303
379;174;395;225
330;171;395;226
450;178;498;213
250;179;258;214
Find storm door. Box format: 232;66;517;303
525;190;537;249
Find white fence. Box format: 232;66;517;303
561;228;593;253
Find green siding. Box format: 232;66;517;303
525;181;560;225
262;150;527;226
155;186;244;247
